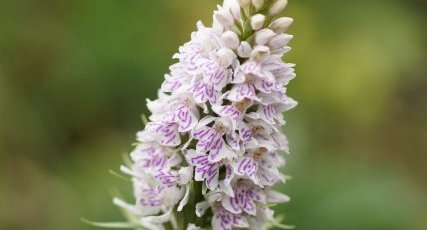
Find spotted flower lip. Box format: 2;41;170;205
130;143;173;172
212;206;250;230
110;0;296;229
221;179;266;215
185;149;222;189
192;117;237;163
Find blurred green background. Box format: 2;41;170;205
1;0;426;229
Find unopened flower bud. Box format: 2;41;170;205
237;41;252;58
251;14;265;30
251;0;264;9
266;190;291;203
255;28;276;45
269;17;293;33
225;0;241;20
269;0;288;16
178;167;193;185
251;45;270;61
238;0;251;8
268;34;293;49
217;48;236;67
187;224;201;230
214;11;234;27
222;31;240;49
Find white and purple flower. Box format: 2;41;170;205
110;1;297;229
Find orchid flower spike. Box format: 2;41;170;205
107;0;297;229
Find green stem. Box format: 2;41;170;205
178;181;208;229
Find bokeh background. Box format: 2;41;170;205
1;0;426;229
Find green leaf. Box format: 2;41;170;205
109;169;132;182
140;113;149;126
272;222;296;229
81;218;140;229
122;153;133;167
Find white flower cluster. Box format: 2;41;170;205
114;0;296;229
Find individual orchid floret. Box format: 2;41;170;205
268;33;293;50
251;0;264;10
231;146;286;186
255;29;277;45
237;41;253;58
269;0;288;16
192;116;237;162
130;142;180;173
251;14;266;30
221;179;266;215
212;205;250;230
269;17;294;33
214;10;235;28
251;45;271;61
186;150;222;189
224;0;242;21
237;0;251;8
217;48;237;67
222;31;240;49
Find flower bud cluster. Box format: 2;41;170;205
114;0;296;229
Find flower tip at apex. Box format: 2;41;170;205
252;0;264;9
238;0;251;8
269;0;288;16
